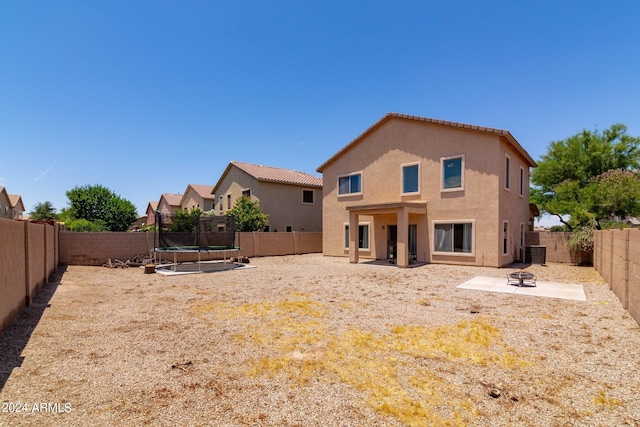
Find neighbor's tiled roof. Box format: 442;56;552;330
317;112;537;172
187;184;215;199
8;194;24;210
160;193;182;206
230;161;323;187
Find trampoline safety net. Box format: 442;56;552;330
155;211;236;250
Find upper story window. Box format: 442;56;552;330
227;194;231;209
505;154;511;190
402;162;420;195
338;172;362;195
519;166;525;197
441;155;464;191
302;189;314;204
218;196;223;212
242;189;251;199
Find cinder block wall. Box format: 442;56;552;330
0;219;58;334
59;231;323;265
0;220;27;333
59;232;155;265
525;231;577;263
594;229;640;326
27;222;46;299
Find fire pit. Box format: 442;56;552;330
507;271;536;287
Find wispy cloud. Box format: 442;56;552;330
34;160;57;182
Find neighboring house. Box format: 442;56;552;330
8;194;25;220
0;187;10;219
156;194;182;216
212;161;323;232
180;184;215;212
316;113;537;268
145;201;159;225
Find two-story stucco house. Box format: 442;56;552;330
8;194;25;220
212;161;323;232
0;187;11;219
157;193;182;216
316;113;537;268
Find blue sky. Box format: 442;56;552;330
1;1;639;227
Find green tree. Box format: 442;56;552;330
531;124;640;229
66;218;108;232
170;207;202;232
65;184;138;232
29;201;57;221
225;197;269;232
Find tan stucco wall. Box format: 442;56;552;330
215;166;322;232
181;188;215;212
0;192;10;219
320;118;533;267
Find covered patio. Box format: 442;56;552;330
346;201;427;268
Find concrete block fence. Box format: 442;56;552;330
5;225;638;331
594;229;640;326
0;219;60;333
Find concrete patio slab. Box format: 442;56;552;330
457;276;587;301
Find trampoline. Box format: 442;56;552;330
153;211;242;273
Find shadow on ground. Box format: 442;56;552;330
0;265;66;392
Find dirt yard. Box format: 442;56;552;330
1;254;639;426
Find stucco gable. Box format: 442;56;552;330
8;194;25;211
159;193;182;207
317;113;537;172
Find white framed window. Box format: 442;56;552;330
505;154;511;191
441;155;464;191
302;189;314;204
338;172;362;196
218;196;223;213
401;162;420;195
242;189;251;199
503;221;509;255
519;166;525;197
433;220;474;255
344;223;370;250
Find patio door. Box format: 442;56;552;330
408;224;417;261
387;225;397;261
387;224;417;262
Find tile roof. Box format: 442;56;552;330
8;194;24;210
186;184;215;199
317;112;537;172
160;193;182;206
230;161;323;187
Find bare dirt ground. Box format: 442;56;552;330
1;254;639;427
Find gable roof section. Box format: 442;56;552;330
316;112;537;172
186;184;215;199
181;184;215;206
212;161;323;194
159;193;182;207
8;194;25;211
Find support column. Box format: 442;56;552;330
397;208;409;268
349;211;359;264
